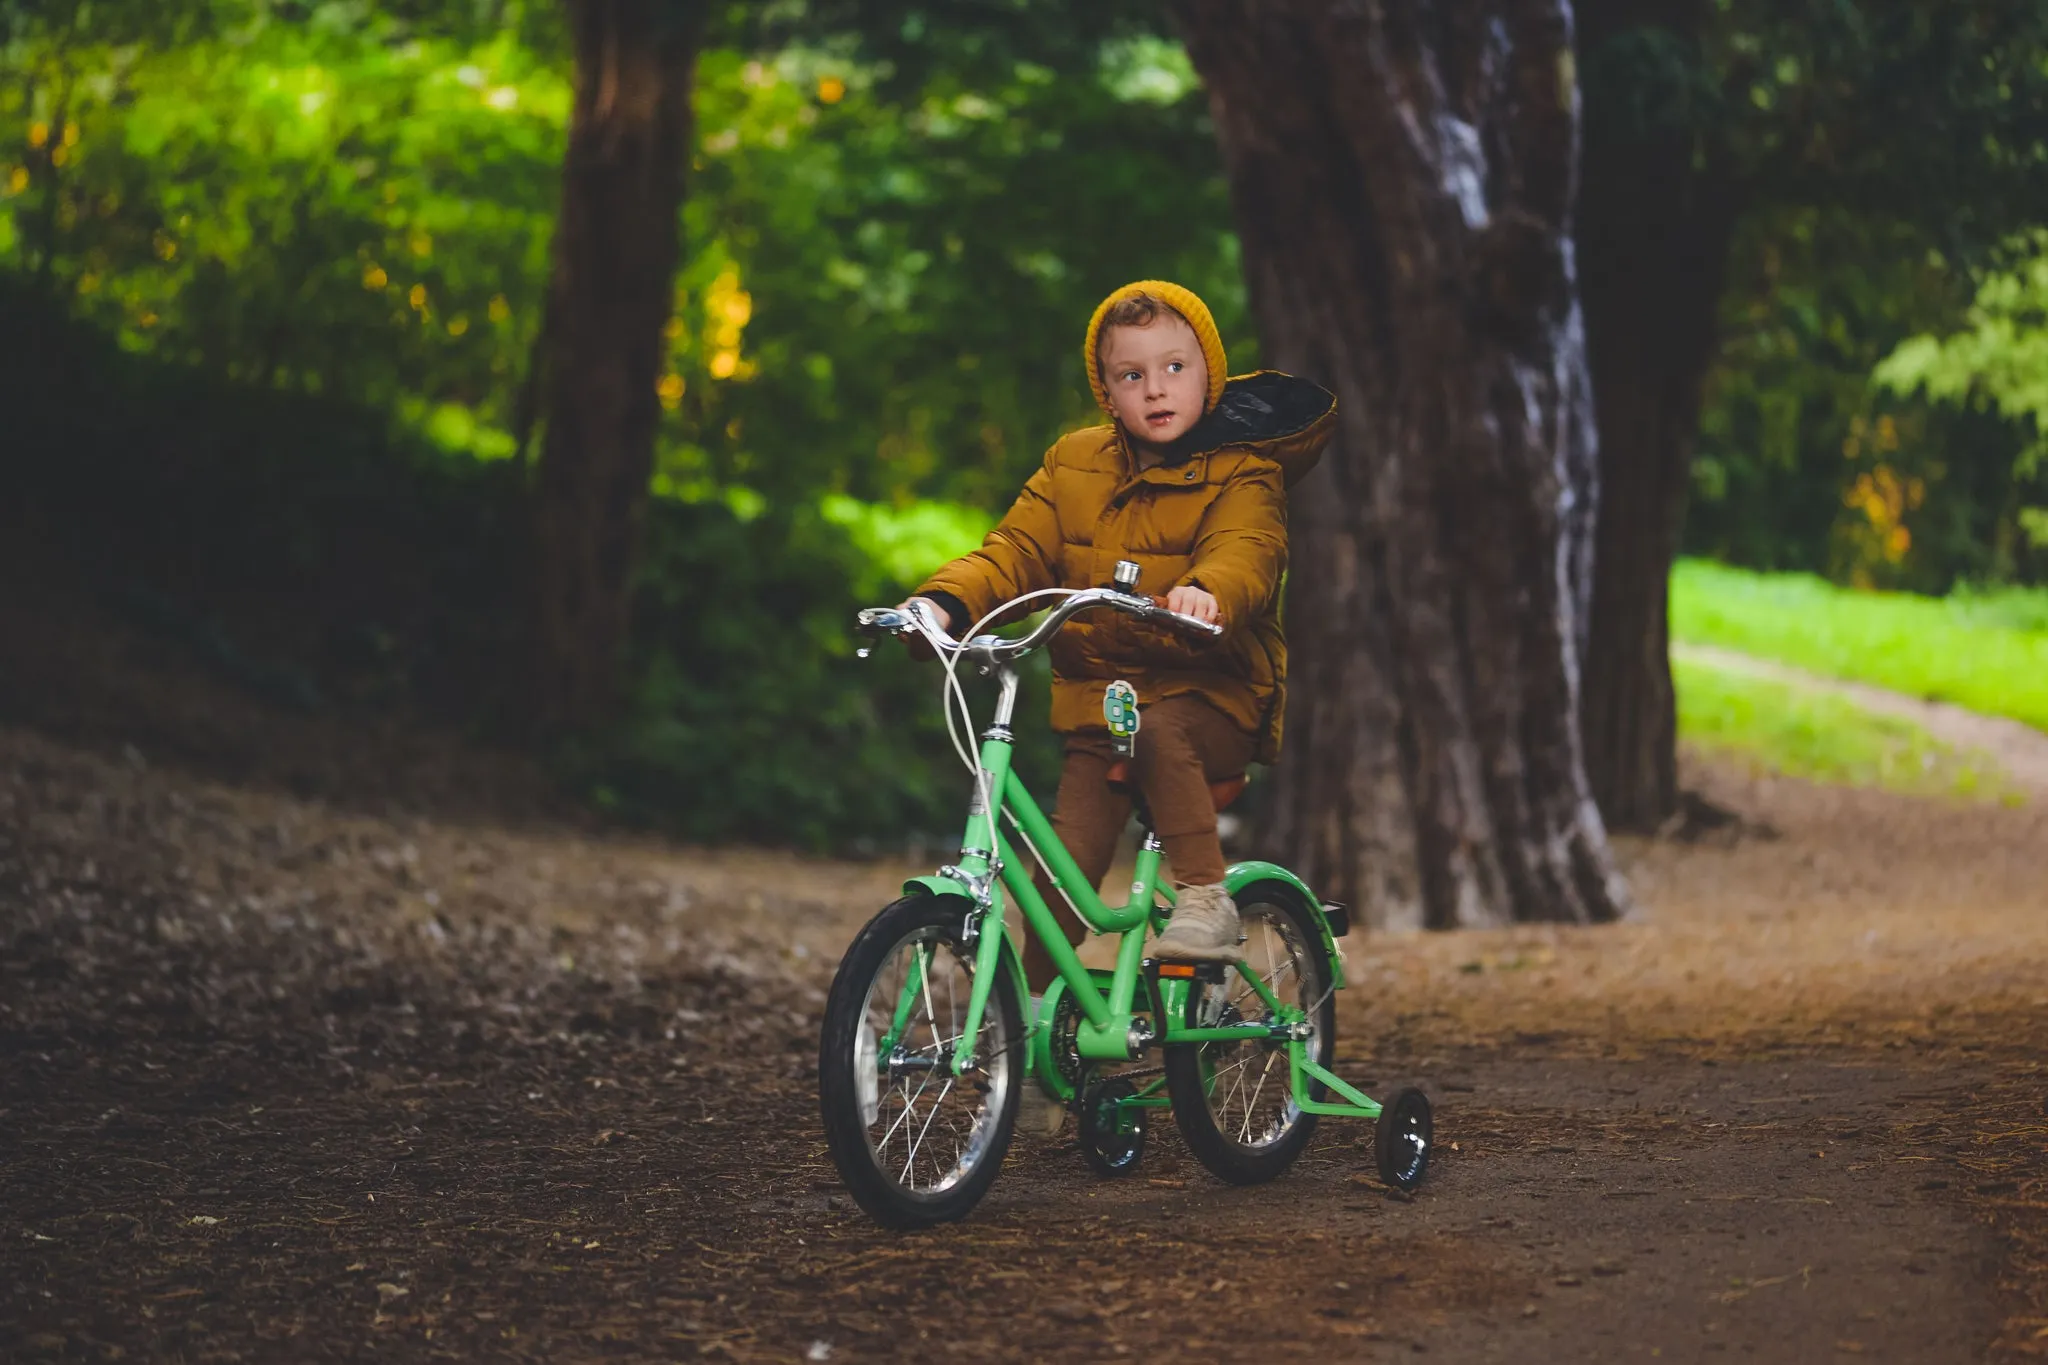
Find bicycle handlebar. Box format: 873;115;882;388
855;581;1223;667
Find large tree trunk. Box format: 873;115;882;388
1177;0;1629;930
1575;1;1736;829
532;0;706;734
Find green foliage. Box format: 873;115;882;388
1879;250;2048;439
1687;220;2045;591
0;278;536;724
759;0;1174;100
1670;559;2048;732
3;4;1186;844
1591;0;2048;591
1678;1;2048;253
1;4;564;457
818;494;986;587
1674;657;2011;801
1;275;1049;847
594;28;1233;839
1682;206;2026;592
678;39;1245;511
3;2;1245;509
588;495;1061;847
587;498;1049;847
15;0;2046;842
1875;242;2048;570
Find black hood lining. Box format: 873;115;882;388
1148;371;1336;467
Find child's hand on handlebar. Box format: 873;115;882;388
1163;585;1220;627
897;597;953;633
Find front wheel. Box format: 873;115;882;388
1163;886;1335;1185
818;895;1022;1228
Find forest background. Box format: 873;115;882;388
5;0;2048;858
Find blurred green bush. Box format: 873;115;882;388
0;2;1211;843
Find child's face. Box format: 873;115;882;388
1099;314;1208;447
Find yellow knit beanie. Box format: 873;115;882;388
1084;280;1228;418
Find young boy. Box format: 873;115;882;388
907;280;1335;986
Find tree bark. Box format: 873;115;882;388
1176;0;1630;929
532;0;705;734
1575;0;1736;829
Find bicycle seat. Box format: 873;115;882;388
1105;760;1248;813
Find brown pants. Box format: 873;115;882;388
1022;695;1256;989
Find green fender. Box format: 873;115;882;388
898;875;1033;1024
902;871;973;904
1224;860;1348;990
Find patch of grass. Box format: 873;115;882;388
1674;658;2012;800
1671;559;2048;732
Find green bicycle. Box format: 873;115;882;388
817;565;1432;1228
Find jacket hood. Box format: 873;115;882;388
1151;369;1337;488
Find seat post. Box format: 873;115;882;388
1130;789;1155;834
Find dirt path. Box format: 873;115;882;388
1674;641;2048;796
3;725;2045;1363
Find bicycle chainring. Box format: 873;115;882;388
1051;988;1084;1090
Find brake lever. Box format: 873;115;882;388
1140;597;1225;638
854;602;955;658
854;607;910;658
855;606;911;634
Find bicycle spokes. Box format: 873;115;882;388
1194;909;1311;1149
858;929;1011;1196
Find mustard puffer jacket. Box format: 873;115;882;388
918;371;1336;764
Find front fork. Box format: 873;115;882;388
871;910;1013;1079
955;889;1011;1072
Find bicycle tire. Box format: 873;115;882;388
818;894;1023;1228
1162;885;1335;1185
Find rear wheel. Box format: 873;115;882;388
1078;1076;1147;1176
1374;1087;1433;1190
1163;887;1334;1185
818;895;1022;1228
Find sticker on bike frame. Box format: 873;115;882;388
1104;680;1139;757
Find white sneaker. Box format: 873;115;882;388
1152;884;1245;962
1019;1083;1067;1137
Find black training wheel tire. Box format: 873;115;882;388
1374;1087;1432;1191
818;894;1023;1228
1078;1077;1146;1177
1162;886;1335;1186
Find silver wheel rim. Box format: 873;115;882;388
854;926;1012;1198
1191;902;1317;1152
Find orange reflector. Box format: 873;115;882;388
1156;963;1196;978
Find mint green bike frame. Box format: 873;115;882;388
895;664;1379;1122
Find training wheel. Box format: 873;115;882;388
1374;1087;1432;1190
1078;1077;1147;1177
